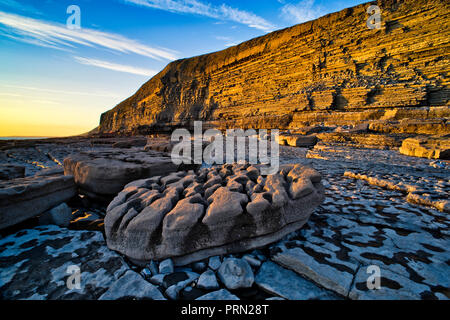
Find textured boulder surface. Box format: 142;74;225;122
63;148;185;198
0;174;76;230
105;163;324;265
98;0;449;135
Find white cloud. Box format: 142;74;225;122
0;83;122;99
74;56;158;77
0;11;178;61
124;0;275;32
280;0;325;24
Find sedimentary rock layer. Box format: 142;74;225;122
99;0;449;134
0;174;76;230
104;163;324;265
399;136;450;159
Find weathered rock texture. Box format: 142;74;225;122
98;0;449;135
104;163;324;265
399;136;450;159
0;226;130;300
0;174;76;230
63;148;186;199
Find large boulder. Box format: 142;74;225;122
399;136;450;159
104;163;324;266
63;148;190;199
0;174;76;230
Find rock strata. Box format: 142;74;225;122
0;174;76;230
105;163;324;265
98;0;449;135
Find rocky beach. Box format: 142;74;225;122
0;129;448;300
0;0;449;302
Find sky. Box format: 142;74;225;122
0;0;367;137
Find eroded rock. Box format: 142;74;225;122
399;136;450;159
63;148;188;198
105;163;324;265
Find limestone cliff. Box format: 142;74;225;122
99;0;449;134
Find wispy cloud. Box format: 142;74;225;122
0;83;123;99
280;0;325;24
123;0;276;32
0;11;178;61
74;56;158;77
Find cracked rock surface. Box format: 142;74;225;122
0;225;130;300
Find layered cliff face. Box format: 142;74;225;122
99;0;450;134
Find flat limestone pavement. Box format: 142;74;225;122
0;225;130;300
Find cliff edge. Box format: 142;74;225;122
99;0;449;134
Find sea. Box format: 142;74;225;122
0;137;50;140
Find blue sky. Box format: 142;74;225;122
0;0;367;136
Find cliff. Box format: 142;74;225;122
99;0;450;134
